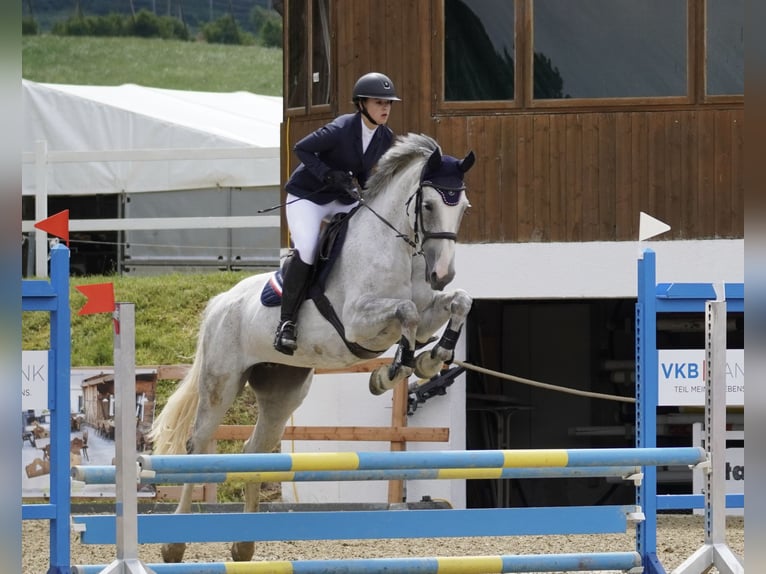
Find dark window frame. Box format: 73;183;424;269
285;0;334;117
434;0;743;114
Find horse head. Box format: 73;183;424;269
418;145;475;290
364;133;474;291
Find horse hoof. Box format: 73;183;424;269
231;541;255;562
368;367;389;395
161;542;186;563
414;352;439;379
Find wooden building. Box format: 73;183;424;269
281;1;744;509
282;0;743;244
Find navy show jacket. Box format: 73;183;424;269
285;111;394;204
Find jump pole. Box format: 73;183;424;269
97;302;155;574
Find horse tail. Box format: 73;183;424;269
148;334;204;455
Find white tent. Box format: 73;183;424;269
22;80;282;196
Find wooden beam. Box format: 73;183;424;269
213;425;448;443
150;358;393;381
388;379;410;504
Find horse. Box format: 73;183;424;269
148;132;475;563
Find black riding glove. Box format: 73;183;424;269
323;170;360;201
324;170;354;186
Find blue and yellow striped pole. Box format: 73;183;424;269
73;465;642;485
74;550;641;573
137;447;705;474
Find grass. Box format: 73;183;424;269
22;35;283;94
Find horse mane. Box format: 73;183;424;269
364;132;441;200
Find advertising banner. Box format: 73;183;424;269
658;349;744;406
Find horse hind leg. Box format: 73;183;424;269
160;369;249;564
230;363;314;562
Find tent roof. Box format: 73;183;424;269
22;80;282;195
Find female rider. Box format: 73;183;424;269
274;72;401;355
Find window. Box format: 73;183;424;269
444;0;515;101
532;0;687;99
287;0;307;109
706;0;744;96
286;0;331;111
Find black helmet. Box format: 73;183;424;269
352;72;401;102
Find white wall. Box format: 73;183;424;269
452;239;744;299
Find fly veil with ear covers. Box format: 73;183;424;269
421;149;476;206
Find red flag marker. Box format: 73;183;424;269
34;209;70;246
76;283;115;315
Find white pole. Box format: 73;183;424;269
672;296;743;574
99;303;155;573
34;140;48;278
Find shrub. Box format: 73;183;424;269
201;14;242;45
51;16;90;36
49;11;188;41
88;13;128;37
22;17;38;35
260;18;282;48
131;9;162;38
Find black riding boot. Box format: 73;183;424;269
274;256;313;355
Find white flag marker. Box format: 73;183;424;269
638;212;671;241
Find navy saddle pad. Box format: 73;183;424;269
260;269;283;307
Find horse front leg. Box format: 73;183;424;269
369;335;417;396
413;288;472;379
344;296;420;396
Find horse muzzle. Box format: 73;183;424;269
424;246;456;290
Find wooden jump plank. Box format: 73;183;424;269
214;425;449;443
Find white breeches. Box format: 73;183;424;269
286;193;358;264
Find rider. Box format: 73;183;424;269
274;72;401;355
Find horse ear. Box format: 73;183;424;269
427;148;442;172
459;151;476;173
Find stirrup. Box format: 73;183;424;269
274;320;297;355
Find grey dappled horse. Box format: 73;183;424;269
148;133;475;563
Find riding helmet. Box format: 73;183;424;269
352;72;401;102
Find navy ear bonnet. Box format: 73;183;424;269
422;150;475;206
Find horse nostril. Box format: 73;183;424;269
430;272;447;291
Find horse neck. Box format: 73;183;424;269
343;175;419;264
363;166;420;235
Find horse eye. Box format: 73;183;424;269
424;202;434;212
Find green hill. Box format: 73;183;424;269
22;34;282;94
24;0;274;35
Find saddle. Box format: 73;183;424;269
261;208;357;308
260;208;382;359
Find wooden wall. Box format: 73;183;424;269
282;1;744;244
433;109;743;242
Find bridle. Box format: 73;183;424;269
358;181;464;257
